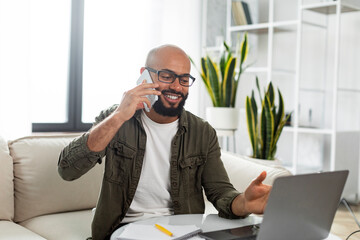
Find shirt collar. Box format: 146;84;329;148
134;109;188;133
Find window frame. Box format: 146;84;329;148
32;0;92;132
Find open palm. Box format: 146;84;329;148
243;171;272;214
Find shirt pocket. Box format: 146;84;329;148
105;141;136;185
179;156;206;193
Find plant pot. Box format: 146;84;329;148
244;156;282;168
206;107;240;130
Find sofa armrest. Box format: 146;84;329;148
221;151;292;192
204;150;292;214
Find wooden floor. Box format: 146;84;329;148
331;203;360;239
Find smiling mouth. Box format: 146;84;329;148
164;94;180;100
159;90;185;105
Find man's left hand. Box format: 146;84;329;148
231;171;272;216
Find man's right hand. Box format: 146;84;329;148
114;81;161;122
87;81;161;152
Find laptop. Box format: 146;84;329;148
199;170;349;240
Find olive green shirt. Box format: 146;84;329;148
58;105;241;240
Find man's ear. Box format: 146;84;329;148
140;67;145;74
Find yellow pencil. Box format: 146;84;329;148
155;224;173;237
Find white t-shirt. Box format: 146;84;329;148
122;111;179;223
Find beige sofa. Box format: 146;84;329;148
0;134;291;240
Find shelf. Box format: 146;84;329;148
215;129;236;137
283;127;360;134
302;1;360;14
272;69;296;75
338;88;360;93
298;87;360;94
230;21;298;34
299;87;326;93
243;68;296;75
244;67;268;73
273;20;298;32
298;127;333;134
302;20;327;29
283;126;333;135
230;23;269;34
204;46;223;52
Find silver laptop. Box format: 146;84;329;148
200;170;349;240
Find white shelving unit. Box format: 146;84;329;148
202;0;360;200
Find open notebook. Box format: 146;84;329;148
116;223;202;240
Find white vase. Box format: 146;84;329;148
206;107;240;130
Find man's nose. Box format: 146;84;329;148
169;77;182;91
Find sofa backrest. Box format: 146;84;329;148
0;135;14;221
9;134;104;223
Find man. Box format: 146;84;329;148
58;44;271;240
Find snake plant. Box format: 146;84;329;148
246;77;291;160
190;33;249;107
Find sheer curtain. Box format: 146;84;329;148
0;0;202;140
82;0;202;122
0;0;31;140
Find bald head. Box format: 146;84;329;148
145;44;190;70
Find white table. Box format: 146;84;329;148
111;214;341;239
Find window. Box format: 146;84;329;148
31;0;90;131
82;0;162;123
30;0;201;132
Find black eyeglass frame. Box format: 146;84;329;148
145;67;196;87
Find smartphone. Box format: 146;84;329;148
136;69;158;112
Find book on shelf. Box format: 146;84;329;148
241;1;252;25
231;1;252;26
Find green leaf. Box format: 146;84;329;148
223;57;236;107
201;58;207;78
263;95;274;159
274;89;285;136
219;51;226;81
224;41;230;52
255;76;262;103
259;102;266;158
230;77;239;107
206;57;221;106
251;90;257;128
267;82;275;107
246;96;257;157
270;145;277;160
240;32;249;65
273;113;292;150
190;56;216;106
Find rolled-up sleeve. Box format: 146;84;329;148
202;125;242;219
58;132;105;181
58;104;118;181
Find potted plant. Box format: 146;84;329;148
245;77;291;161
191;33;249;130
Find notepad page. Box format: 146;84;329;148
116;223;202;240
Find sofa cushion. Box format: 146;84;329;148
0;220;46;240
0;135;14;221
20;210;93;240
9;134;104;222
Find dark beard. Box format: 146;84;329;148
152;89;188;117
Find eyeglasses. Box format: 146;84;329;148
146;67;195;87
